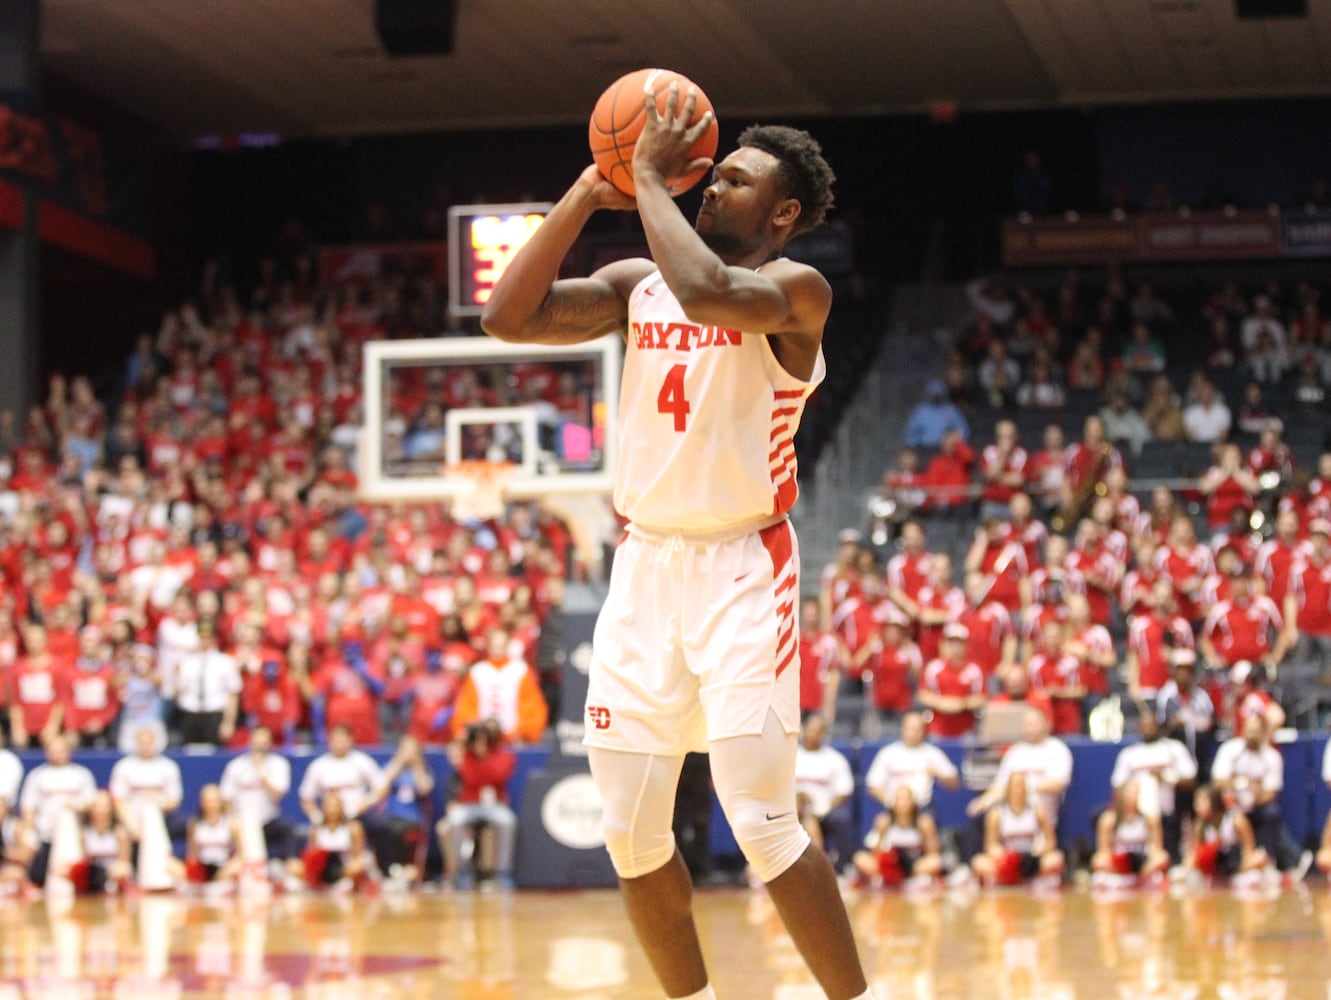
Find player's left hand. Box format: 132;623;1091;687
633;80;713;189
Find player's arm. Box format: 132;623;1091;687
481;167;649;345
631;86;830;352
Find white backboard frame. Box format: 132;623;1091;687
359;335;621;503
443;405;540;475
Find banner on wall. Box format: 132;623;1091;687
0;100;108;220
1003;209;1297;266
1282;208;1331;258
1002;215;1139;266
1138;210;1281;261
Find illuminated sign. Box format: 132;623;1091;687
448;202;552;318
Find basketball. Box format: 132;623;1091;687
588;68;719;198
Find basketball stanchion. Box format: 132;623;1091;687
137;802;176;892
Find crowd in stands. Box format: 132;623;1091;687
0;262;575;755
0;258;582;897
796;265;1331;891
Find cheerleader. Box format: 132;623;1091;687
1186;784;1270;885
852;785;942;890
1090;780;1169;886
288;791;371;892
183;785;242;890
59;791;132;895
970;775;1064;888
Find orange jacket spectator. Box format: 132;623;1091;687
451;628;548;745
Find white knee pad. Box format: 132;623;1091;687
710;711;810;883
588;748;684;880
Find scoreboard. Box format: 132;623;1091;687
448;202;552;318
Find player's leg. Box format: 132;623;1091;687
709;710;870;1000
587;747;709;999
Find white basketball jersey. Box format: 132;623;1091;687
617;271;826;533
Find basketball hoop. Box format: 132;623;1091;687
444;461;517;521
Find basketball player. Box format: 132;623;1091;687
482;84;871;999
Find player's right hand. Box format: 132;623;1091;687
577;164;636;211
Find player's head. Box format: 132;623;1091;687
136;726;160;759
249;726;273;755
900;711;925;746
329;725;353;756
199;783;223;818
801;714;828;749
44;731;71;766
1021;706;1049;745
1138;711;1160;742
1241;713;1266;749
698;124;834;254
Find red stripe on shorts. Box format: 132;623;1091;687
761;521;798;678
760;521;793;576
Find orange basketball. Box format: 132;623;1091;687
588;68;719;198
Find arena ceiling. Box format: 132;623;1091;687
39;0;1331;139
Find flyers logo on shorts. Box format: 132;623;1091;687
587;706;612;730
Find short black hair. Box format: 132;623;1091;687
736;124;835;239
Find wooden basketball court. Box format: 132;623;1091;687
0;884;1326;998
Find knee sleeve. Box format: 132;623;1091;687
588;748;684;879
709;712;810;884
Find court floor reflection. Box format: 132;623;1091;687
0;885;1327;998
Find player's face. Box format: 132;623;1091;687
696;147;787;259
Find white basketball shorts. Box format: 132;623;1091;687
583;517;802;756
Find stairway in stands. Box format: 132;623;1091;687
793;281;973;584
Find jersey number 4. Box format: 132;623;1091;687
657;364;691;432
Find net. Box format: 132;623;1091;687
444;460;517;521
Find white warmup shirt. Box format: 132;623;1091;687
864;740;958;809
1211;738;1283;813
108;754;183;831
794;744;855;819
1109;737;1197;818
220;752;292;826
298;750;384;818
19;762;97;842
617;271;824;533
